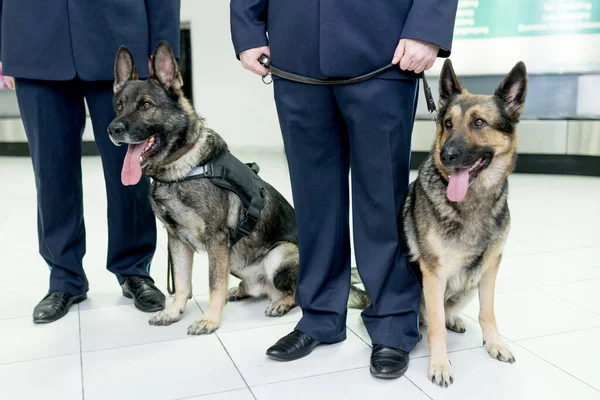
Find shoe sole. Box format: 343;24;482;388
33;294;88;324
122;289;165;313
369;363;409;379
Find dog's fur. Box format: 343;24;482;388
401;59;528;386
108;42;366;335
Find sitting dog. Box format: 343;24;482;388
401;59;528;386
107;42;366;335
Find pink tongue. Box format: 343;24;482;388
121;141;148;186
447;168;470;202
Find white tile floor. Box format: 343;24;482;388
1;151;600;400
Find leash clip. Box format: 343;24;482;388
258;54;273;85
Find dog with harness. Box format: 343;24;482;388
107;42;367;335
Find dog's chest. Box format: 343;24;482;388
150;185;208;251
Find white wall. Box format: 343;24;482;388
180;1;283;151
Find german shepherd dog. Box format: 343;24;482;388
107;42;366;335
401;59;528;386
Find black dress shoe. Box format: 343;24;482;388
122;276;165;312
266;330;322;361
370;344;410;379
33;292;87;324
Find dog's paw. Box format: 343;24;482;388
264;300;294;317
148;308;182;326
187;317;220;335
446;315;466;333
227;287;249;302
485;340;515;363
428;360;454;387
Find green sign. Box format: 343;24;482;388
454;0;600;39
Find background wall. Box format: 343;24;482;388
180;0;283;151
1;0;599;174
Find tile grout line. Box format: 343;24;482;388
173;387;251;400
537;286;600;317
503;243;600;259
248;365;370;389
214;333;258;400
195;297;258;399
78;304;86;400
511;341;600;394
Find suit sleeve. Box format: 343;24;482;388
145;0;181;58
0;0;3;61
230;0;268;59
400;0;459;58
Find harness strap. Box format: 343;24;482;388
257;55;439;126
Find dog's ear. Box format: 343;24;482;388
114;46;138;93
152;41;183;92
438;59;463;109
495;61;528;123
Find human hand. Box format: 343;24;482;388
239;46;271;76
0;62;15;90
392;39;439;74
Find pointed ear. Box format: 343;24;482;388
494;61;528;123
438;59;463;109
114;46;138;93
152;41;183;92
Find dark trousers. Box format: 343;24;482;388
273;77;422;352
15;78;157;295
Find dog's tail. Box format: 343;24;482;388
347;268;372;310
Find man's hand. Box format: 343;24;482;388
0;62;15;90
392;39;439;74
239;46;270;76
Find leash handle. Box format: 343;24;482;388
257;54;438;125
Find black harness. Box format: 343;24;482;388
183;150;266;247
166;150;265;295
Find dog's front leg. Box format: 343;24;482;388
149;235;194;326
188;240;230;335
421;259;453;387
479;254;515;363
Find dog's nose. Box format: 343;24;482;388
440;139;465;165
107;121;126;137
441;147;460;164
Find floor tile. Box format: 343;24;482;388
195;295;303;333
542;279;600;315
218;322;371;386
83;336;245;400
347;312;487;358
518;327;600;390
0;311;80;364
184;388;255;400
462;288;600;341
80;301;203;352
0;284;49;320
251;367;429;400
501;247;600;287
405;344;600;399
0;354;82;400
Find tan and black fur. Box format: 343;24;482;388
108;42;366;335
401;59;528;386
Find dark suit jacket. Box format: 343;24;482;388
230;0;458;80
0;0;181;81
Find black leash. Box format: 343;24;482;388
257;54;438;126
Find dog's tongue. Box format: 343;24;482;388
121;141;148;186
447;168;470;202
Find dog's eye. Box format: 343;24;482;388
139;101;153;110
474;118;486;128
116;103;123;112
444;120;453;129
